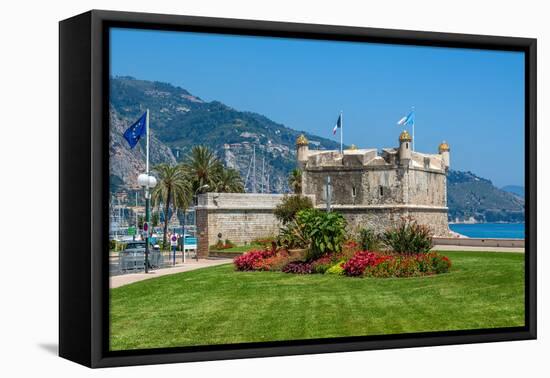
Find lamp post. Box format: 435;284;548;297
326;175;332;212
193;184;209;262
138;173;157;273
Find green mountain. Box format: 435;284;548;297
110;76;340;192
501;185;525;199
447;171;524;223
110;76;524;223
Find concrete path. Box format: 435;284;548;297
110;258;233;288
432;245;524;253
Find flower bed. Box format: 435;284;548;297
233;249;277;271
233;245;451;278
363;252;451;278
341;251;392;277
341;250;451;278
282;261;313;274
210;239;237;251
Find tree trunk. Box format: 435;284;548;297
163;188;172;249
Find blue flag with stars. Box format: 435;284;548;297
123;112;147;148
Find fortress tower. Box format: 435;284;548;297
398;130;412;165
439;141;450;170
296;134;309;169
295;132;451;236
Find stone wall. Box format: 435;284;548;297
194;190;450;258
333;205;450;237
406;168;446;206
303;166;446;208
195;193;290;257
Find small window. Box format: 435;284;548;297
406;142;409;149
379;186;384;197
352;186;357;197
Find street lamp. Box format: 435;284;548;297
195;184;209;196
138;173;157;273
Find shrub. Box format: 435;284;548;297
382;216;433;255
224;239;236;249
364;252;451;278
277;220;309;250
325;260;345;275
429;253;452;274
254;250;292;271
333;240;361;261
233;249;276;271
109;240;126;252
282;261;313;274
251;236;276;247
311;255;334;274
215;240;225;250
210;239;238;251
296;209;347;260
342;251;392;277
274;195;313;224
357;228;383;251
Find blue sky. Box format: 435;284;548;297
110;28;525;187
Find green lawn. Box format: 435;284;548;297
110;251;525;351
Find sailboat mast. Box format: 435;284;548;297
252;145;256;193
261;155;265;193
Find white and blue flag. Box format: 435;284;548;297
332;114;342;135
397;110;415;127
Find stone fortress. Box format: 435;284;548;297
196;131;451;257
297;131;451;237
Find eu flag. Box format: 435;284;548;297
123;112;147;148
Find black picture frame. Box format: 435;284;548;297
59;9;537;368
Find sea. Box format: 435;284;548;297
449;223;525;239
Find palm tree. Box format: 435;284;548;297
151;164;191;247
183;145;223;192
288;168;303;194
215;168;245;193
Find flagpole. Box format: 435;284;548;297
340;110;343;154
144;109;151;273
412;106;415;151
146;109;150;175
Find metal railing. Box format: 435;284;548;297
110;249;198;276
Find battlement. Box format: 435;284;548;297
303;148;447;172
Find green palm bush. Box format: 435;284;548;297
357;228;383;251
151;164;191;247
296;209;347;260
215;167;244;193
183;145;244;194
288;168;303;194
183;145;223;193
382;217;433;254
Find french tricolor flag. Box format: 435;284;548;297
332;114;342;135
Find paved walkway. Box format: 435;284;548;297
110;258;233;288
432;245;524;253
